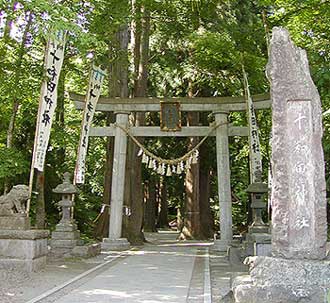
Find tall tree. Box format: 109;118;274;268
125;2;150;244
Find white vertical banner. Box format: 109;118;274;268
242;67;263;183
74;66;106;184
33;31;66;171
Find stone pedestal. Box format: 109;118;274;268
233;256;330;303
213;239;231;252
0;229;49;272
0;214;30;230
101;238;130;251
50;222;82;257
243;233;271;257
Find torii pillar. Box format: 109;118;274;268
213;111;233;251
101;111;130;251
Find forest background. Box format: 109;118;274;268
0;0;329;244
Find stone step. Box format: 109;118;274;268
50;239;83;249
51;231;81;240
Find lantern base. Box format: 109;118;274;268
50;221;83;258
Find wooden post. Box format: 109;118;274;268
108;112;130;240
213;111;233;251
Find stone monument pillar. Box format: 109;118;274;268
213;111;233;251
233;27;330;303
102;111;130;251
0;185;49;271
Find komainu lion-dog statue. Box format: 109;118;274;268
0;185;29;216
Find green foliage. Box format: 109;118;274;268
0;146;30;180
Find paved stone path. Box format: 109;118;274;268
20;232;248;303
46;232;211;303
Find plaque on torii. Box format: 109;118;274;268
160;101;181;132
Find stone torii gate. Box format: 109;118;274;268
70;93;271;251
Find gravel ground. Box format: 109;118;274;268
0;254;110;303
0;269;30;303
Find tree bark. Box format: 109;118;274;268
134;5;150;97
181;79;201;239
94;113;115;239
126;4;150;244
131;0;141;95
126;113;145;245
158;179;169;228
144;178;157;232
182;113;201;239
199;143;214;239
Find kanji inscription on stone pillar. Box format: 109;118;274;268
268;27;327;260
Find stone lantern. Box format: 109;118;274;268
53;172;77;225
242;182;271;257
50;172;82;257
246;182;269;234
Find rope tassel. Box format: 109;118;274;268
153;160;157;171
142;153;148;164
114;121;227;177
177;163;182;174
192;150;199;164
157;163;163;174
161;163;166;175
186;160;191;170
148;158;154;169
166;165;172;176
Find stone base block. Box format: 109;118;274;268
101;238;130;251
233;256;330;303
248;225;269;234
0;229;49;240
72;243;101;258
0;216;30;230
49;222;84;258
0;229;49;272
255;243;271;256
0;238;48;259
0;256;46;272
50;239;82;249
245;232;271;243
243;233;271;257
54;222;78;232
48;247;73;258
51;230;80;240
213;239;230;252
